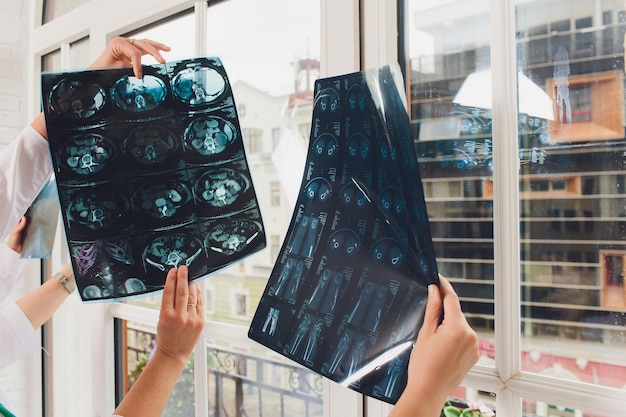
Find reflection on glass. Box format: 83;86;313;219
408;0;626;393
406;0;496;378
42;0;89;24
516;0;626;390
523;396;611;417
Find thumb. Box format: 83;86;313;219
419;284;443;335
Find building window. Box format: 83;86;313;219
270;181;280;207
270;234;281;262
600;252;626;309
243;128;263;154
230;289;249;319
272;127;281;150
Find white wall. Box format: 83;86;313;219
0;1;43;414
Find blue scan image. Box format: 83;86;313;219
132;179;191;219
48;79;106;120
193;168;249;208
59;133;116;175
313;133;339;158
184;116;236;156
205;219;263;256
315;88;340;114
142;233;203;272
123;125;178;165
346;133;370;160
328;229;361;256
111;74;167;112
304;177;332;203
172;66;226;105
66;190;130;230
370;238;405;268
379;186;406;216
340;183;368;209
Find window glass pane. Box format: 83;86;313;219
124;321;196;415
42;49;61;72
69;37;90;69
516;0;626;389
42;0;89;24
406;0;495;363
522;396;612;417
206;340;323;416
202;0;320;325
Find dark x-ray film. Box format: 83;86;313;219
248;64;438;404
41;57;266;302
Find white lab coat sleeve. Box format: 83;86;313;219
0;125;52;240
0;246;28;305
0;302;38;369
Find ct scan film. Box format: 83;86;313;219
248;64;438;404
41;57;266;302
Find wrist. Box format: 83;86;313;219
53;271;75;294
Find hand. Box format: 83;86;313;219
89;36;171;79
31;36;171;138
7;216;28;254
155;266;204;367
390;275;479;417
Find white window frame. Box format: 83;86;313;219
28;0;625;416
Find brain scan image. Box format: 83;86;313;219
142;233;203;271
313;134;339;158
123;125;178;166
172;66;226;105
59;133;116;175
315;88;340;114
111;74;167;112
48;79;106;120
184;116;236;156
379;186;406;216
304;178;332;203
328;229;361;256
206;219;263;256
346;133;370;160
371;238;405;268
132;179;191;219
379;137;397;162
193;168;249;207
346;84;367;112
340;183;368;209
66;191;130;230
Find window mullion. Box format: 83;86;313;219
489;0;522;416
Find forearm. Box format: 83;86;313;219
30;113;47;139
113;349;188;417
389;388;447;417
15;263;73;329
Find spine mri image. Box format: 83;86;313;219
248;64;439;405
41;57;266;302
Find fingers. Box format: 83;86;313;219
161;267;178;313
7;216;29;253
419;282;443;335
89;36;171;79
126;38;171;78
174;266;189;311
438;275;465;322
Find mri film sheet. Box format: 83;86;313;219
42;57;265;302
248;64;438;404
